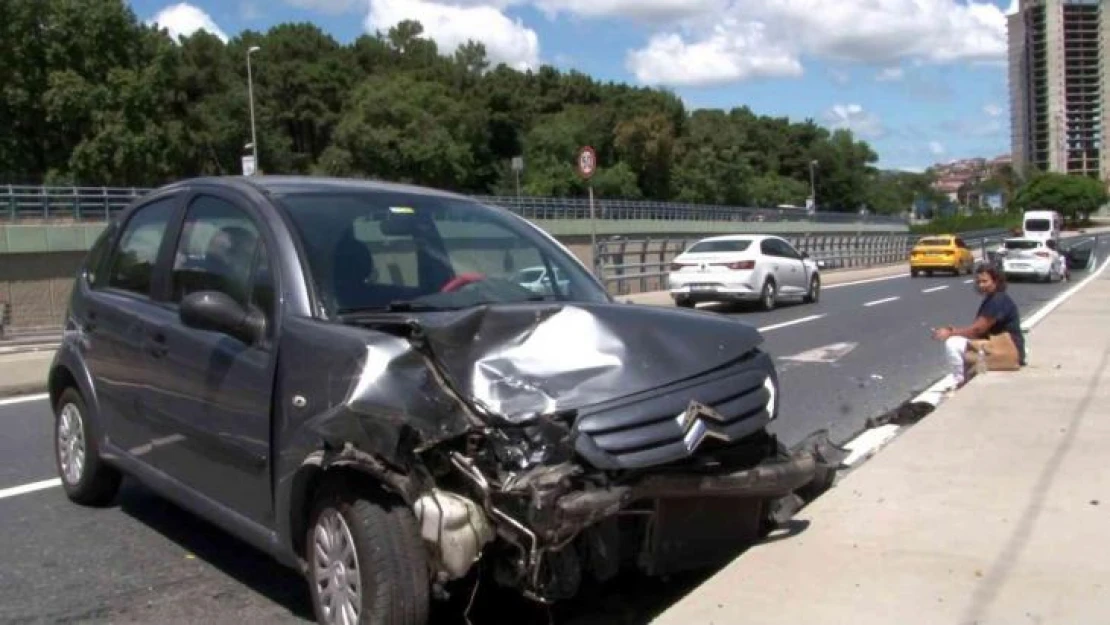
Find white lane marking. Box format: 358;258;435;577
0;478;61;500
0;393;50;407
863;296;900;307
823;273;907;290
964;279;974;284
757;314;825;333
922;285;949;293
780;341;858;363
1022;254;1110;331
841;424;901;468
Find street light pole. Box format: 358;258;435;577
809;159;818;212
247;45;261;174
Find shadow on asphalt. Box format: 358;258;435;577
114;479;315;622
110;474;808;625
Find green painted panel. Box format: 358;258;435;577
0;218;905;255
5;225;49;253
45;225;85;251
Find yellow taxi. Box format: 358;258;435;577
909;234;975;277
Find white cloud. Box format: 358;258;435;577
627;19;803;85
148;3;228;43
824;103;885;139
929;140;946;156
829;68;851;86
534;0;726;21
284;0;361;13
367;0;540;71
623;0;1009;86
876;66;904;82
983;103;1004;117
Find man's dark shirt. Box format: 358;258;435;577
977;291;1025;364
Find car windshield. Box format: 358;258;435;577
1025;219;1051;231
916;237;951;246
686;239;752;253
275;190;610;315
1005;239;1040;250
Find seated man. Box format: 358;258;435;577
932;264;1025;388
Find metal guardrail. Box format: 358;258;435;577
595;229;1013;295
0;185;908;225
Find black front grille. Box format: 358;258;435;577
573;361;775;471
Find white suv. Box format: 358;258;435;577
1000;237;1066;282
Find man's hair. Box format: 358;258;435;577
975;263;1007;292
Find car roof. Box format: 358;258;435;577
916;234;955;240
154;175;472;201
692;234;774;243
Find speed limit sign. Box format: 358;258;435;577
577;146;597;179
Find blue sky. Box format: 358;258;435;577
129;0;1018;172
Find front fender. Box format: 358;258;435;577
49;339;101;426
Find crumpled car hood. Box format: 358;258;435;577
412;301;764;424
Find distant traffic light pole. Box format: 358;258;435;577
247;45;261;175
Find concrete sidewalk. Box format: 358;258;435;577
652;266;1110;624
0;350;53;397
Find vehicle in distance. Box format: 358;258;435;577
908;234;975;277
667;234;822;310
998;237;1066;282
515;264;569;296
48;176;839;625
1022;210;1062;244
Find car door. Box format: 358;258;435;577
954;237;971;268
81;194;181;460
764;238;806;295
142;191;279;525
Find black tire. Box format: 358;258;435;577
759;279;777;311
804;274;821;304
674;297;694;308
910;268;920;278
54;387;121;506
306;484;430;625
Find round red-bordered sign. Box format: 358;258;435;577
577;146;597;179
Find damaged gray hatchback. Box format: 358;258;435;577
49;176;840;624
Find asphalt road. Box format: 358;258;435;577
1;236;1106;625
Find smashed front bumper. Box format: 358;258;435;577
431;429;845;603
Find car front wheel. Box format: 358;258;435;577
307;485;430;625
54;387;121;506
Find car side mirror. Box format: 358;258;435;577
180;290;265;345
800;251;810;259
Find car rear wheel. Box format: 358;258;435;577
307;484;430;625
760;280;777;311
54;387;121;506
804;274;820;303
674;297;694;308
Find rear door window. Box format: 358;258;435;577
104;197;178;298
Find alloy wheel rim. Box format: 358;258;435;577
57;403;86;485
312;509;362;625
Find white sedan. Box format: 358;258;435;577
667;234;821;310
999;237;1067;282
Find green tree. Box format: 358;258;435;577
1010;172;1108;224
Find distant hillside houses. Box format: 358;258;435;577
924;154;1011;216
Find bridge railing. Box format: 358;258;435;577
596;230;1013;295
0;184;909;225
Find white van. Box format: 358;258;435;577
1022;210;1063;243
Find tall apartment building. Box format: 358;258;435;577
1008;0;1105;181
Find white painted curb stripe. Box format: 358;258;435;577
1022;254;1110;331
0;393;50;407
0;478;61;500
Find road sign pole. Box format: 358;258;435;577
576;145;599;278
589;184;597;277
